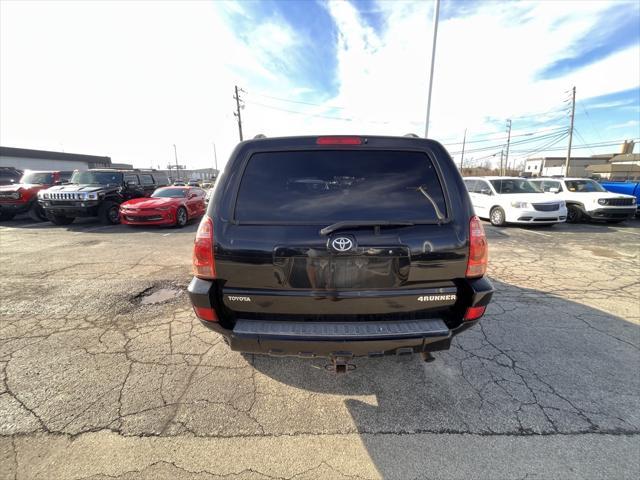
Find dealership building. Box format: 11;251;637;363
0;146;113;172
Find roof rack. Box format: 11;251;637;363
253;134;267;139
404;133;420;138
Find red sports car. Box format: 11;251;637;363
120;186;206;227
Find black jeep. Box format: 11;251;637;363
38;169;169;225
188;136;493;371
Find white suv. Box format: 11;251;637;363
464;176;567;226
529;177;636;223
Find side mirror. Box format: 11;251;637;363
480;188;491;195
127;181;138;186
549;187;560;193
189;192;197;199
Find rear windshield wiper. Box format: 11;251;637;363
320;220;415;236
408;185;445;222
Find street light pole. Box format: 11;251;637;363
173;144;179;179
213;142;218;174
424;0;440;138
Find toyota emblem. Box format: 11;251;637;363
331;237;354;252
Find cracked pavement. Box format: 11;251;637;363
0;218;639;479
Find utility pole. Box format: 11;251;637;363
565;86;576;176
173;144;179;179
234;85;244;142
424;0;440;138
213;142;218;173
500;149;504;176
504;119;512;175
460;128;467;171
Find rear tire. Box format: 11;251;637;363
28;202;47;221
49;214;75;225
0;211;16;221
175;207;188;228
99;201;120;225
490;207;506;226
567;205;583;223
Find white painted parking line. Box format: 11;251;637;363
517;228;551;237
0;222;50;229
72;225;117;234
163;233;171;236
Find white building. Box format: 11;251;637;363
524;156;610;177
0;146;111;171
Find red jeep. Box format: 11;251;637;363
0;170;73;221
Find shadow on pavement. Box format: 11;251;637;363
249;279;639;478
483;216;640;234
0;215;200;234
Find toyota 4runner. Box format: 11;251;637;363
38;169;169;225
188;135;494;371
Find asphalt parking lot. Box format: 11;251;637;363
1;217;639;479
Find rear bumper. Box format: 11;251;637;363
188;276;494;358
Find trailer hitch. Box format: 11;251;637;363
328;354;355;374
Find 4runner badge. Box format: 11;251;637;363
418;294;457;302
228;296;251;302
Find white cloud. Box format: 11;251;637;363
316;0;639;165
0;0;638;171
0;0;304;170
606;120;640;130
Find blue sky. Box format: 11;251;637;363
1;0;638;169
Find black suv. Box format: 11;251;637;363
39;169;169;225
188;136;493;371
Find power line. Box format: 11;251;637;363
578;101;604;143
246;91;349;111
510;131;570;160
573;128;595;155
442;126;566;146
448;129;569;155
510;137;639;153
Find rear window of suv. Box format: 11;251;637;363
235;150;447;223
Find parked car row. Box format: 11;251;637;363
0;168;208;227
463;176;637;226
0;170;73;221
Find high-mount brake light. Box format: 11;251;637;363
192;216;216;279
466;215;488;278
316;136;362;145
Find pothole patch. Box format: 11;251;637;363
132;284;183;305
583;247;623;259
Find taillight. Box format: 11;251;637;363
193;216;216;279
466;216;488;278
193;306;218;322
316;136;362;145
463;305;486;321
